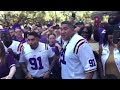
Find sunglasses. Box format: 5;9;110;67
81;31;89;34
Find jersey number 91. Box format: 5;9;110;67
29;57;44;70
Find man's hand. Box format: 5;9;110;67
7;48;14;54
1;75;12;79
25;73;33;79
74;27;80;33
48;26;54;32
117;40;120;52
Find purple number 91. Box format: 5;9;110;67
89;59;96;67
29;57;44;70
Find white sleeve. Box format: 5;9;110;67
19;48;26;63
77;43;97;73
47;45;55;58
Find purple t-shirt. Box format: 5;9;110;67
0;53;16;78
98;27;106;45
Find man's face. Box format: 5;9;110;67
27;35;39;49
1;32;12;43
61;24;73;41
15;28;23;38
9;30;15;37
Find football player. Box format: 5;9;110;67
19;32;58;79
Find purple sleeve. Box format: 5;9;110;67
98;27;105;45
40;35;48;44
6;54;16;69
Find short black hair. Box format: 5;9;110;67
78;26;93;41
48;33;56;38
28;31;39;38
61;21;74;30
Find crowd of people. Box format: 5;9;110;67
0;12;120;79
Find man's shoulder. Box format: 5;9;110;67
11;40;21;47
72;33;86;43
12;40;20;43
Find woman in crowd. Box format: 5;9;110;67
99;26;120;79
0;41;16;79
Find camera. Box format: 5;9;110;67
113;25;120;44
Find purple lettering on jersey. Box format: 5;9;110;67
49;44;59;56
29;57;43;70
0;54;16;78
89;59;96;67
29;58;38;70
60;48;66;64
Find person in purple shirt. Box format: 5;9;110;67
0;41;16;79
98;26;106;45
32;24;48;44
93;22;109;45
9;28;16;40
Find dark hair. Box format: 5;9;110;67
28;31;39;38
108;16;120;25
100;22;110;30
35;22;42;28
61;21;74;30
0;41;6;64
103;26;114;46
48;33;56;38
9;28;14;31
78;26;93;41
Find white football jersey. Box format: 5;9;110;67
2;40;23;54
60;33;97;79
19;42;55;77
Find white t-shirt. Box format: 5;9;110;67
19;42;55;77
61;33;97;79
2;40;23;54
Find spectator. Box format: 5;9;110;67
60;21;97;79
9;28;16;40
0;40;16;79
14;28;26;43
99;26;120;79
1;31;24;79
48;33;62;79
19;32;59;79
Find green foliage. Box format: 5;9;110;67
0;11;96;27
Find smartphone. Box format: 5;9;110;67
72;13;76;20
113;25;120;44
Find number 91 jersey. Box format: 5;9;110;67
19;42;55;77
